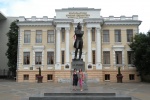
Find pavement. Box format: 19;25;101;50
0;79;150;100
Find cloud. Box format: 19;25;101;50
0;0;149;33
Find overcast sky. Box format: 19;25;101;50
0;0;149;33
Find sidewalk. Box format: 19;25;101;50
0;80;150;100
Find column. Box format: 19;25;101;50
55;27;61;70
87;28;92;64
65;28;70;65
96;27;102;69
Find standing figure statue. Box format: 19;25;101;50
73;22;84;60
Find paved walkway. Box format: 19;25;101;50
0;79;150;100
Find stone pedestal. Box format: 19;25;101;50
71;59;85;71
71;59;88;90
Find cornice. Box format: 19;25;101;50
17;21;53;26
84;18;103;23
55;7;101;11
104;20;142;25
53;19;73;24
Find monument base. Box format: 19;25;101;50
71;59;85;71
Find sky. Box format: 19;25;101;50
0;0;149;33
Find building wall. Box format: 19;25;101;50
0;17;18;71
17;8;141;83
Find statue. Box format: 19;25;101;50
73;22;84;60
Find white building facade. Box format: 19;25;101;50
17;8;141;82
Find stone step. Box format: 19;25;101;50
44;93;116;96
29;96;132;100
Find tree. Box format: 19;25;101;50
129;32;150;78
5;20;19;77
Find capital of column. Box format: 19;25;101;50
56;27;61;31
65;27;70;31
96;26;101;31
87;27;91;31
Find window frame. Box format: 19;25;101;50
36;30;42;43
127;29;133;42
35;52;42;65
103;30;110;42
23;52;30;65
115;30;121;42
24;30;31;43
47;30;54;43
103;51;110;64
47;52;54;65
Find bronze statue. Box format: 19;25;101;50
73;22;84;60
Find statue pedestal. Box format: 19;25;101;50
71;59;88;90
71;59;85;71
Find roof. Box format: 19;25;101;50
0;11;6;21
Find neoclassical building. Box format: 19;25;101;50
17;7;142;82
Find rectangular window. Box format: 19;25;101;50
23;52;30;65
61;28;65;42
105;74;110;80
129;74;135;80
115;30;121;42
47;74;53;80
24;74;29;80
128;51;133;64
127;29;133;42
47;30;54;43
92;50;95;64
61;51;65;64
115;51;122;64
36;30;42;43
35;52;42;65
92;28;95;41
103;51;110;64
24;30;31;43
103;30;109;42
47;52;54;65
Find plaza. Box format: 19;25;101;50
0;79;149;100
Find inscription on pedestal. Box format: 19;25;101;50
71;59;85;71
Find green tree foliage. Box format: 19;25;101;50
5;20;19;77
129;32;150;76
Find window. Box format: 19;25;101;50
36;30;42;43
115;51;122;64
103;51;110;64
47;74;53;80
24;74;29;80
128;51;133;64
47;30;54;43
103;30;109;42
35;52;42;65
47;52;54;65
105;74;110;80
91;28;95;41
24;30;31;43
23;52;30;65
129;74;135;80
92;50;95;64
61;51;65;64
127;29;133;42
115;30;121;42
61;28;65;42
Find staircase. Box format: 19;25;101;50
29;93;132;100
